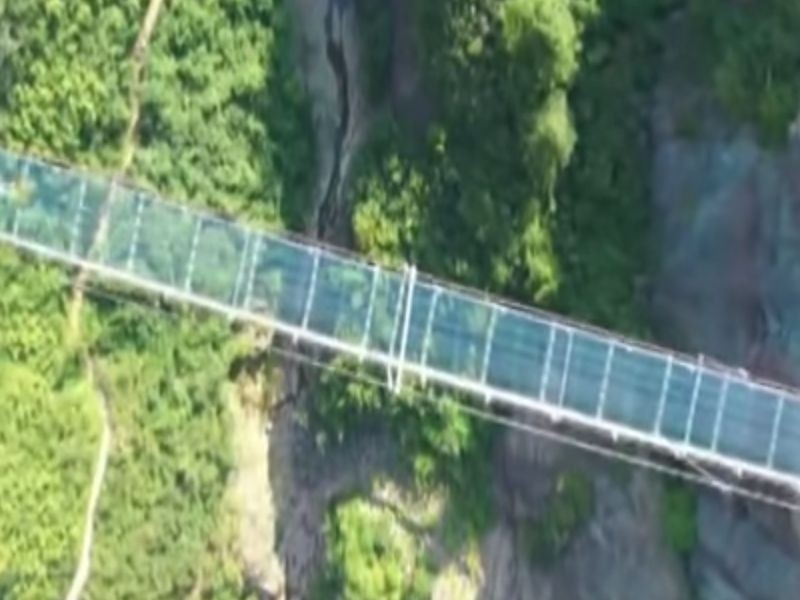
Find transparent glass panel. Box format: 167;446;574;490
562;332;608;416
364;269;404;355
486;310;551;399
773;399;800;475
717;383;778;466
659;361;697;440
0;151;22;232
427;292;493;379
307;253;373;344
189;218;246;303
15;160;78;251
249;236;314;325
604;347;666;431
403;283;436;364
73;177;108;259
101;185;145;269
687;373;724;448
542;326;572;405
132;200;197;288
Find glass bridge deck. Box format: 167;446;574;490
1;147;798;488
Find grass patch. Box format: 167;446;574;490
312;498;433;600
524;470;595;565
661;479;697;555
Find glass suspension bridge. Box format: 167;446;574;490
1;147;799;495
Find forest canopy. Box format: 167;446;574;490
1;0;798;597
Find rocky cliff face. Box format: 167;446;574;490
259;5;800;599
652;89;800;387
478;429;689;600
287;0;369;243
650;39;800;600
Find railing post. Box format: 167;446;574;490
393;264;417;394
558;328;574;407
69;178;87;255
126;194;145;270
767;395;785;468
539;323;557;402
358;264;380;361
684;356;705;445
597;340;616;418
230;230;252;307
480;306;499;401
243;235;262;311
184;216;203;292
711;372;731;452
386;265;410;390
654;354;674;435
419;287;441;384
297;248;321;342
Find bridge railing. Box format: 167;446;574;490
1;147;798;487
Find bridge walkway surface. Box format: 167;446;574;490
1;147;799;490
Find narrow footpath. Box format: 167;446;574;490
65;1;165;597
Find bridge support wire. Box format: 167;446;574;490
259;335;800;513
59;270;800;512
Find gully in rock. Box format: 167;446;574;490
318;0;352;240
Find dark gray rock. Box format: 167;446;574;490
692;493;800;600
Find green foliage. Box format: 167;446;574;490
661;480;697;555
351;0;594;301
133;0;314;226
314;498;432;600
0;249;97;600
312;360;495;545
552;0;675;335
691;0;800;145
525;470;595;564
0;249;76;376
314;361;488;475
0;363;99;600
0;0;138;163
351;121;429;267
85;307;246;599
0;2;313;597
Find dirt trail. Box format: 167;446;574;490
67;0;164;336
64;361;111;600
64;1;165;598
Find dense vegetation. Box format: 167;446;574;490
0;0;310;597
661;479;697;556
84;307;256;598
314;0;694;593
2;0;798;596
0;0;137;165
0;251;99;600
132;0;313;226
314;498;433;600
314;360;494;537
692;0;800;145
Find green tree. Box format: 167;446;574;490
0;0;139;163
86;308;247;599
133;0;314;226
316;499;432;600
691;0;800;144
661;480;697;555
0;363;99;600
